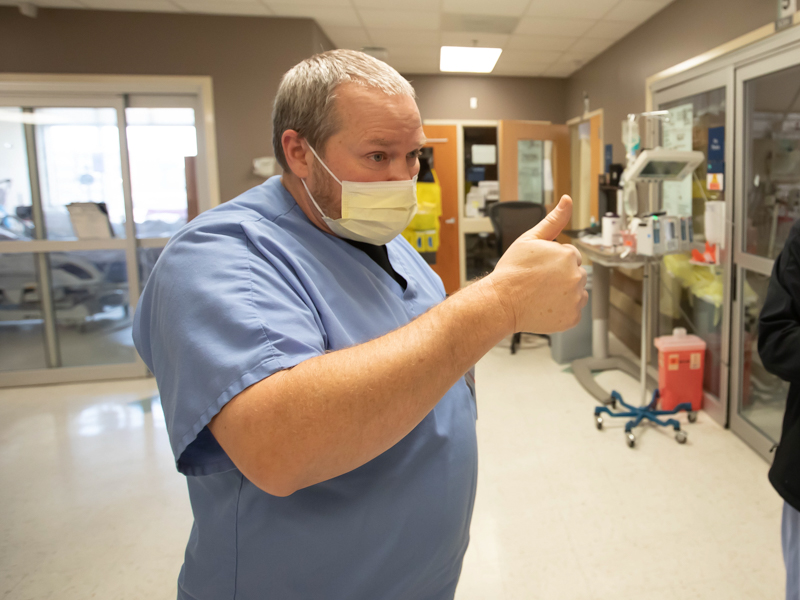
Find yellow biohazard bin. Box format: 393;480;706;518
403;169;442;254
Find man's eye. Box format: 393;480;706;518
408;150;422;159
369;154;385;162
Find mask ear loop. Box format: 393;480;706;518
305;142;342;186
301;141;342;222
301;178;334;222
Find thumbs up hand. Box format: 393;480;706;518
487;195;588;335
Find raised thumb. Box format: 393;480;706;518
529;195;573;241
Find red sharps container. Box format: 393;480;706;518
654;327;707;411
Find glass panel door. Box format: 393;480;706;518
737;268;789;444
0;96;144;386
0;108;34;241
126;106;198;238
731;48;800;459
653;69;734;427
125;96;202;292
34;107;127;240
0;86;213;388
742;63;800;260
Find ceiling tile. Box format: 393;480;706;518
569;36;614;54
268;4;360;27
323;25;372;49
83;0;182;11
441;0;530;17
527;0;618;20
358;8;440;30
440;13;520;35
515;16;596;37
353;0;439;10
440;32;509;48
364;28;441;46
174;0;269;14
492;63;551;77
385;46;440;60
603;0;667;22
506;34;578;52
499;49;564;65
582;19;638;39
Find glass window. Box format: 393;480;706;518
0;253;47;371
126;107;197;238
516;140;554;205
0;108;34;241
743;63;800;259
658;88;727;398
51;250;136;367
34;107;127;240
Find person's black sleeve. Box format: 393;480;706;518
759;220;800;383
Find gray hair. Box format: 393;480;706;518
272;49;416;172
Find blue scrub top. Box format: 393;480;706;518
133;176;478;600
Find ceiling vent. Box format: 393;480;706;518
441;13;520;35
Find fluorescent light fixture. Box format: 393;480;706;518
440;46;502;73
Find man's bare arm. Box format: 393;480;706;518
209;196;586;496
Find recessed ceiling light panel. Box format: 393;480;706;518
439;46;503;73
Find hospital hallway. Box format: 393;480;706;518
0;336;784;599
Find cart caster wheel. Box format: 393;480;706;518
676;431;688;444
596;416;603;430
687;411;698;423
626;432;635;448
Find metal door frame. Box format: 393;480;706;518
0;94;145;385
0;85;216;386
729;45;800;460
651;68;735;428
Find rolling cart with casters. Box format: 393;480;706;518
594;389;695;448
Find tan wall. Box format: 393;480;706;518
406;74;568;123
566;0;775;164
0;7;333;202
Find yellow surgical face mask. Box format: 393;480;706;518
301;144;418;245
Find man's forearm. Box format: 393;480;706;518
209;277;511;496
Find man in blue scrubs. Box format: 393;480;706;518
133;49;587;599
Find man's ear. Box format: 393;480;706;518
282;130;310;178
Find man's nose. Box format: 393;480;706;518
386;157;418;182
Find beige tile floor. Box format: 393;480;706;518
0;339;785;599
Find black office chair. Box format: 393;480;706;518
488;201;550;355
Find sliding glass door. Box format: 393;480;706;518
652;69;735;427
0;92;207;386
730;48;800;459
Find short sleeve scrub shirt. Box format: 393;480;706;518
132;176;479;600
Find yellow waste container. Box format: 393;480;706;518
403;169;442;253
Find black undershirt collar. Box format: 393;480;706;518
342;239;407;291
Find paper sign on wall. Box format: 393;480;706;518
707;173;724;191
708;127;724;162
472;144;497;165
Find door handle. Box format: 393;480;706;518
444;218;456;224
